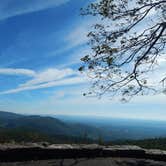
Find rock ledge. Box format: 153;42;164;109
0;144;166;162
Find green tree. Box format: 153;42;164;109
80;0;166;101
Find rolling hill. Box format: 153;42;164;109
0;111;101;143
1;111;166;144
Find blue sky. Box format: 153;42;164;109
0;0;165;120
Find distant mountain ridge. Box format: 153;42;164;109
0;111;101;143
0;111;22;120
55;114;166;140
1;111;166;143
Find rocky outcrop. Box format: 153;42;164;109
0;143;166;162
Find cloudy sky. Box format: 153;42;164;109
0;0;165;120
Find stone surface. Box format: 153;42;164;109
0;144;166;165
0;158;166;166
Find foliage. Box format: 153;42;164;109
0;127;52;143
109;137;166;150
1;126;166;150
0;127;94;144
0;111;96;144
80;0;166;101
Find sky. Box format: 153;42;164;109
0;0;165;120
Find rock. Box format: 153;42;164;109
0;144;166;162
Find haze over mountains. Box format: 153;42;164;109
0;111;166;143
56;115;166;140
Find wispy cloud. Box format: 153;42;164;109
51;17;99;57
66;26;89;48
49;19;98;68
65;18;98;48
0;77;86;95
0;67;87;94
19;68;76;87
0;0;70;20
0;68;36;77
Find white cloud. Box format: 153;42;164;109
0;68;36;77
0;76;87;95
49;20;92;58
0;0;70;20
0;67;88;94
65;18;98;48
157;55;166;65
48;19;98;67
145;55;166;87
20;68;76;87
24;84;166;119
66;26;89;48
57;46;91;68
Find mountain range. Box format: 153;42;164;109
0;111;101;143
1;111;166;143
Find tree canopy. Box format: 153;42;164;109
79;0;166;101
